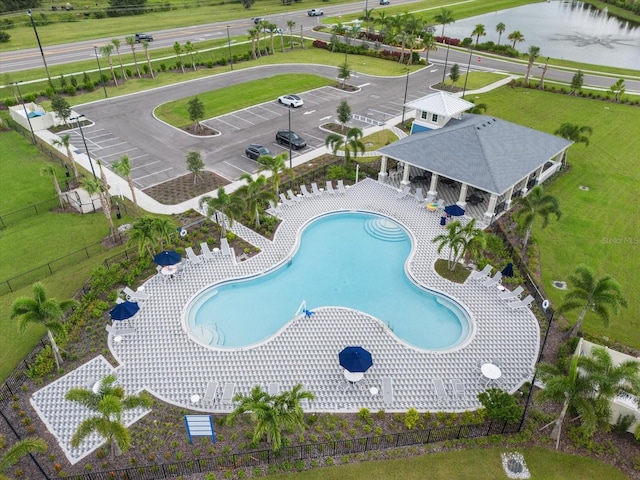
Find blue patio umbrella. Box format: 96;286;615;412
109;301;139;321
154;250;181;266
444;204;465;217
501;262;514;278
339;346;373;373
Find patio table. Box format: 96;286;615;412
481;363;502;386
343;369;364;383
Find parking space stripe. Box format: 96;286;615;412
223;161;252;175
134;167;173;181
212;118;241;130
255;105;282;116
99;147;137;158
230;113;255;125
244;109;270;121
130;159;158;171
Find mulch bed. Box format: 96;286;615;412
142;171;230;205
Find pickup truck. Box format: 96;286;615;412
307;8;324;16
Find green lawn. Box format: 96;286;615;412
474;87;640;348
262;447;627;479
441;71;508;91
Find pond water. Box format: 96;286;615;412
442;0;640;70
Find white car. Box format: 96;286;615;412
277;94;304;108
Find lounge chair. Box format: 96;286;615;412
174;263;186;279
311;182;323;196
287;189;303;203
279;192;295;207
509;294;534;309
300;184;315;199
106;324;136;336
336;180;347;194
425;194;435;204
325;180;336;194
414;187;426;204
220;238;233;257
268;382;280;396
185;246;202;264
220;382;236;407
499;285;524;301
382;377;394;406
451;378;466;396
433;378;448;403
470;264;493;281
122;286;149;302
203;381;219;405
396;185;411;199
200;242;215;261
115;297;125;304
483;271;502;287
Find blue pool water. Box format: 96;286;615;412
186;212;470;350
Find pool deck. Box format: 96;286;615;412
31;178;539;464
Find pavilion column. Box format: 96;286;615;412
535;164;545;184
483;193;498;221
504;185;515;211
401;164;411;186
428;173;439;197
457;184;468;207
520;176;529;196
378;155;388;183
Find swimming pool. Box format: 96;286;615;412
184;212;472;350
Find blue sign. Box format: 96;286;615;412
184;415;216;444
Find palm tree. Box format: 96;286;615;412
433;7;455;37
507;30;525;49
127;215;159;258
40;164;64;209
459;218;485;264
237;173;276;227
558;265;628;337
52;133;79;179
151;217;175;252
112;155;138;214
536;357;597;448
125;35;141;78
325;127;365;167
10;282;78;371
266;22;277;55
332;22;346;52
287;20;296;49
376;11;391;39
184;41;197;70
111;38;126;81
81;175;116;239
0;436;47;479
432;220;466;270
199;188;246;238
513;185;561;252
257;152;292;195
277;383;315;427
359;8;376;34
99;44;118;87
142;40;154;78
554;123;593;147
471;23;486;47
495;22;506;45
524;45;541;84
248;28;259;59
422;32;437;64
173;42;185;74
65;374;152;459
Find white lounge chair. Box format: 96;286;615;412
325;180;336;194
414;187;426;204
300;184;315;199
336;179;347;194
220;238;233;257
268;382;280;396
451;378;466;396
483;271;502;287
433;378;448;403
382;377;394;406
268;199;280;214
106;324;136;336
287;189;303;203
185;246;202;264
396;185;411;199
220;382;236;407
200;242;215;261
115;297;125;304
499;285;524;300
122;286;149;302
311;182;323;196
470;265;493;281
279;192;295;207
509;294;534;309
203;381;219;405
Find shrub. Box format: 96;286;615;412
3;97;17;107
404;407;420;429
0;30;11;42
26;346;56;379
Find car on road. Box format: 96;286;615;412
277;94;304;108
265;27;283;34
276;130;307;149
134;33;154;43
245;144;273;161
307;8;324;16
379;0;390;4
253;17;264;24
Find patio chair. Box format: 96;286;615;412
174;263;186;279
396;185;411;199
483;271;502;287
499;285;524;301
509;294;534;309
279;192;295;207
470;264;493;281
220;238;233;257
451;378;466;397
106;324;136;336
200;242;215;261
326;180;337;194
311;182;323;196
268;199;282;214
414;187;426;204
336;180;347;194
203;381;219;405
300;184;315;199
122;286;149;302
490;358;502;368
433;378;448;403
186;246;202;264
382;377;394;406
220;382;236;407
268;382;280;396
287;189;303;203
115;297;125;304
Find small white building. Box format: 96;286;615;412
9;102;57;131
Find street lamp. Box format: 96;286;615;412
93;46;108;98
70;115;97;180
287;108;293;169
401;68;410;125
462;47;474;98
10;81;37;145
226;26;233;70
27;9;53;90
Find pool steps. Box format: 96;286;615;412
363;218;406;242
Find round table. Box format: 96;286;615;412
113;335;123;344
481;363;502;384
369;387;379;396
161;265;178;276
343;369;364;383
190;394;201;404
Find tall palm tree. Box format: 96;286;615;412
10;282;78;371
422;33;437;64
81;176;116;239
66;374;152;459
332;22;347;52
40;164;64;209
237;173;276;227
276;383;315;427
433;7;455;37
111;38;127;80
325;127;365;167
513;185;561;252
52;133;79;179
536;357;597;448
142;40;154;78
432;220;466;270
173;42;185;74
247;28;260;59
459;218;486;264
127;215;159;258
266;22;277;55
184;41;197;70
0;436;47;479
376;11;390;39
471;23;486;46
287;20;296;49
99;44;118;87
152;217;175;252
125;35;141;78
558;265;628;337
112;155;138;214
495;22;506;45
554;123;593;147
359;8;376;34
507;30;525;49
524;45;541;84
199;187;246;238
257;152;292;195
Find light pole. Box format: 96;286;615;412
93;46;108;98
462;47;474;98
287;107;293;169
11;81;37;145
441;41;451;83
401;68;410;125
70;115;97;180
226;26;233;70
27;9;53;90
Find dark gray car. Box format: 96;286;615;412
276;130;307;149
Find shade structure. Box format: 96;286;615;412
154;250;181;266
110;301;139;321
339;346;373;373
444;204;465;216
501;262;514;278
